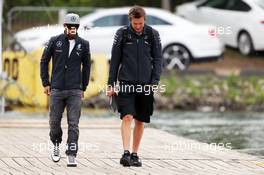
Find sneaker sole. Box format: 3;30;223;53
120;159;131;167
51;155;60;162
67;163;77;167
131;163;142;167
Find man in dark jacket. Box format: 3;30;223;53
107;6;162;167
40;13;91;167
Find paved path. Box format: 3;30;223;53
0;117;263;174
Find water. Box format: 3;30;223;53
150;111;264;157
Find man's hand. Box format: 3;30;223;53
44;86;51;96
107;86;115;97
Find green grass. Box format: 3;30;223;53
160;73;264;109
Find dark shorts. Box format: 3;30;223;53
117;83;154;123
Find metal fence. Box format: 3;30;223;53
1;6;99;114
7;6;97;34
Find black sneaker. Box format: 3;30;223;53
120;150;131;167
130;153;142;167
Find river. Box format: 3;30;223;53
149;111;264;157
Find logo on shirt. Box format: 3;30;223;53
56;41;62;47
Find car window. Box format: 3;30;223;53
146;15;171;25
93;15;126;27
200;0;228;9
225;0;251;11
252;0;264;9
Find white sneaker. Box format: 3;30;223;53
51;143;60;162
67;155;77;167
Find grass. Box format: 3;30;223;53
160;73;264;109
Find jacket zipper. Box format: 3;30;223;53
136;38;139;83
64;41;70;89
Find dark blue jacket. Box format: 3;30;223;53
40;33;91;91
108;24;162;86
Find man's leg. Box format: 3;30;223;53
49;89;65;162
132;119;144;153
120;114;133;166
130;119;144;167
121;114;133;150
130;91;153;167
133;92;153;152
117;88;136;166
49;90;65;145
65;90;82;158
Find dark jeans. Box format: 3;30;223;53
49;89;82;156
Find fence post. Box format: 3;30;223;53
161;0;171;11
0;97;5;116
0;0;4;116
58;9;67;25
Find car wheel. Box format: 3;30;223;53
162;44;191;71
238;32;254;56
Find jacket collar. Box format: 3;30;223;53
61;33;82;55
63;32;80;41
129;24;147;35
62;33;81;46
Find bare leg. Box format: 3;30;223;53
132;119;144;153
121;115;133;151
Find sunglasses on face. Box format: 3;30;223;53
65;24;79;29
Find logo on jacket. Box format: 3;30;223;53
77;44;82;51
56;41;62;47
113;34;118;45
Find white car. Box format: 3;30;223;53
13;7;224;70
177;0;264;55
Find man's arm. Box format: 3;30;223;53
81;41;91;92
40;37;54;90
150;29;162;85
107;29;123;87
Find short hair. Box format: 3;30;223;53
128;5;146;21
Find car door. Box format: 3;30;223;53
217;0;252;47
146;15;174;44
80;14;127;56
